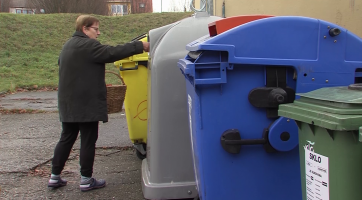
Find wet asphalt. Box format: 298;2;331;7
0;91;145;200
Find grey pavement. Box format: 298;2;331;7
0;91;58;111
0;91;145;200
0;113;132;173
0;91;126;112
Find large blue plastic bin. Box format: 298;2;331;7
178;16;362;200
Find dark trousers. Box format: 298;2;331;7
52;121;99;177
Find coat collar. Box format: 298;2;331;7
72;31;89;38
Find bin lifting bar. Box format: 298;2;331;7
220;129;279;154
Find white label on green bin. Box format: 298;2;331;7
305;147;329;200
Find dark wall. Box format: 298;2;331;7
0;0;11;12
131;0;152;14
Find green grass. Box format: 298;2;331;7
0;12;192;93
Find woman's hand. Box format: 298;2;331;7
142;42;150;52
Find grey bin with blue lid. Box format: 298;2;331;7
142;12;222;200
177;16;362;200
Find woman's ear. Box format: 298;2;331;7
82;26;87;36
82;26;88;35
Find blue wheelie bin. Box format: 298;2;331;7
178;16;362;200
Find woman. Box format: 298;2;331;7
48;15;149;192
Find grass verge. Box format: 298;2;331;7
0;12;192;93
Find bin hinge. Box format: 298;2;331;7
248;67;295;118
220;129;276;154
326;129;334;140
295;121;302;130
248;87;295;118
308;124;315;135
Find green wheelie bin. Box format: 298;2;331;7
278;84;362;200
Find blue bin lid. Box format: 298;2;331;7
180;16;362;93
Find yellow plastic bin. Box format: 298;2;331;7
114;33;148;159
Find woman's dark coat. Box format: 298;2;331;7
58;31;144;122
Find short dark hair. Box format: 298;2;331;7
75;15;100;32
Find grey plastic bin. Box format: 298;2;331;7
141;12;221;200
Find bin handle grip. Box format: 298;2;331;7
220;129;276;154
119;62;139;71
178;59;194;76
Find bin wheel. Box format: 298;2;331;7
135;143;147;160
136;150;146;160
348;83;362;91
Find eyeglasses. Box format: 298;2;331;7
89;27;99;32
